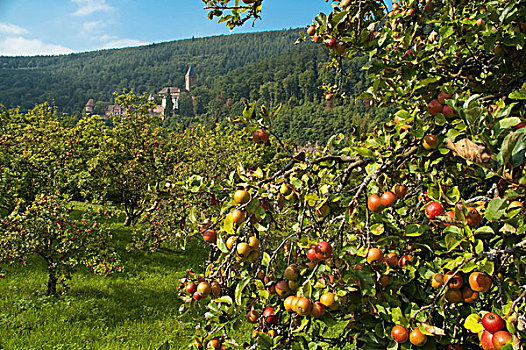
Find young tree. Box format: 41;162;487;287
0;104;86;212
0;195;120;295
158;1;526;349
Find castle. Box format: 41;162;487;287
85;65;197;118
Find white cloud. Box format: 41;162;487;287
0;37;74;56
101;38;148;49
71;0;113;16
0;22;29;36
100;34;117;42
82;20;105;32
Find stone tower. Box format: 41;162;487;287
85;99;94;114
185;65;197;91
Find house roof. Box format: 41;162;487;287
86;98;94;107
158;87;184;95
186;65;197;77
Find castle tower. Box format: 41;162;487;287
85;98;94;114
185;65;197;91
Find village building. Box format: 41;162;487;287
84;65;197;119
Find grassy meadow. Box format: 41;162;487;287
0;203;226;349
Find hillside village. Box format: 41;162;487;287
84;66;197;119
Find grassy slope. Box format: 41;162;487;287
0;204;213;349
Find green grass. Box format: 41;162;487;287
0;203;209;349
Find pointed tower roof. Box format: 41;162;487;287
186;65;197;77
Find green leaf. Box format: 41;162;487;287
234;277;251;305
257;332;273;349
223;213;234;236
445;231;463;251
351;146;374;158
439;25;454;39
329;10;347;27
494;117;522;134
405;224;426;237
481;261;494;275
216;232;229;254
464;314;484;333
485;198;507;221
474;226;495;235
394;109;411;120
460;261;477;273
305;193;319;207
214;296;233;304
499;130;522;165
261;251;270;266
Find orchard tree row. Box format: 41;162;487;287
140;0;526;349
0;93;274;295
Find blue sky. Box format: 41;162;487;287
0;0;338;56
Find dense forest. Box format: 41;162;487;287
0;29;387;143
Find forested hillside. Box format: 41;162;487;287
0;29;387;143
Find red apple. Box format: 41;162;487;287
391;325;409;343
425;201;444;219
316;241;333;260
481;330;496;350
262;307;279;324
325;38;338;49
307;246;319;262
193;291;203;300
202;229;217;243
427;99;443;116
482;312;505;333
492;330;512;350
186;282;197;295
437;91;453;104
443;104;455;118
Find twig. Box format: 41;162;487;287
505;289;526;320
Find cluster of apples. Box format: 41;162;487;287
427;91;455;118
391;325;428;346
184;278;221;301
480;312;514;350
367;184;408;213
366;248;413;268
424;200;482;228
387;2;416;18
245;306;282;340
225;234;261;263
305;18;347;55
283;295;326;318
431;271;492;304
265;264;301;299
226;188;251;235
306;241;333;263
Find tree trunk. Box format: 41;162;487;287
123;200;137;226
47;266;57;296
124;213;133;226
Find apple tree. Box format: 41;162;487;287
134;120;283;252
0;194;121;295
0;103;86;212
154;0;526;349
78;91;179;226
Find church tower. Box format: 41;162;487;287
185;65;197;91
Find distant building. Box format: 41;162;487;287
105;104;123;116
158;86;186;110
85;99;94;114
84;65;196;119
185;65;197;91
